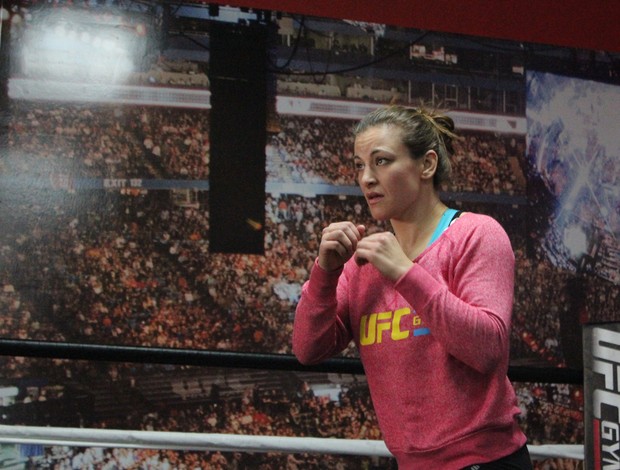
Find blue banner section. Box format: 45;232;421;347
0;176;210;191
95;179;211;190
0;176;527;205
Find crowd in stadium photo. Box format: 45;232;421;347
267;114;526;196
0;99;590;468
6;104;211;181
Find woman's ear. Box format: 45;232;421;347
421;150;438;180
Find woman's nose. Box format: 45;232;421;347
359;166;376;186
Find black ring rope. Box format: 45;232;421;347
0;339;583;384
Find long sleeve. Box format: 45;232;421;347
291;214;526;467
395;214;515;375
292;260;353;365
290;214;525;467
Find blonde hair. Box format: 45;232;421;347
353;105;458;188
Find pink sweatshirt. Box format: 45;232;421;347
293;213;527;469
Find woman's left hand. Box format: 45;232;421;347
355;232;413;281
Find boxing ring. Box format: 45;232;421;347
0;425;584;461
0;340;585;463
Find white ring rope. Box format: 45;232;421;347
0;425;584;461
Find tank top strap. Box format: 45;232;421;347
428;208;460;247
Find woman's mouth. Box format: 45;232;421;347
366;192;383;205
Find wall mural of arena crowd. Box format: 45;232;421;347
0;0;618;468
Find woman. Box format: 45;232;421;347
292;106;531;469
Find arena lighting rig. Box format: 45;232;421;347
169;2;274;27
7;0;279;88
17;6;151;84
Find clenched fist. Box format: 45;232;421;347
318;222;366;272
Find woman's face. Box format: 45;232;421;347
353;124;429;221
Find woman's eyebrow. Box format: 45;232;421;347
353;148;389;160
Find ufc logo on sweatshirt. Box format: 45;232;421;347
359;308;430;346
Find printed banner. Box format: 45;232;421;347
584;324;620;469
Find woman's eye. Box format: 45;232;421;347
375;157;388;166
354;162;364;170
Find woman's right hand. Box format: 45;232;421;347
318;222;365;271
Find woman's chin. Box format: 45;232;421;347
369;209;390;221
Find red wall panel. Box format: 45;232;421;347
206;0;620;53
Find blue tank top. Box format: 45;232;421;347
428;208;460;246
